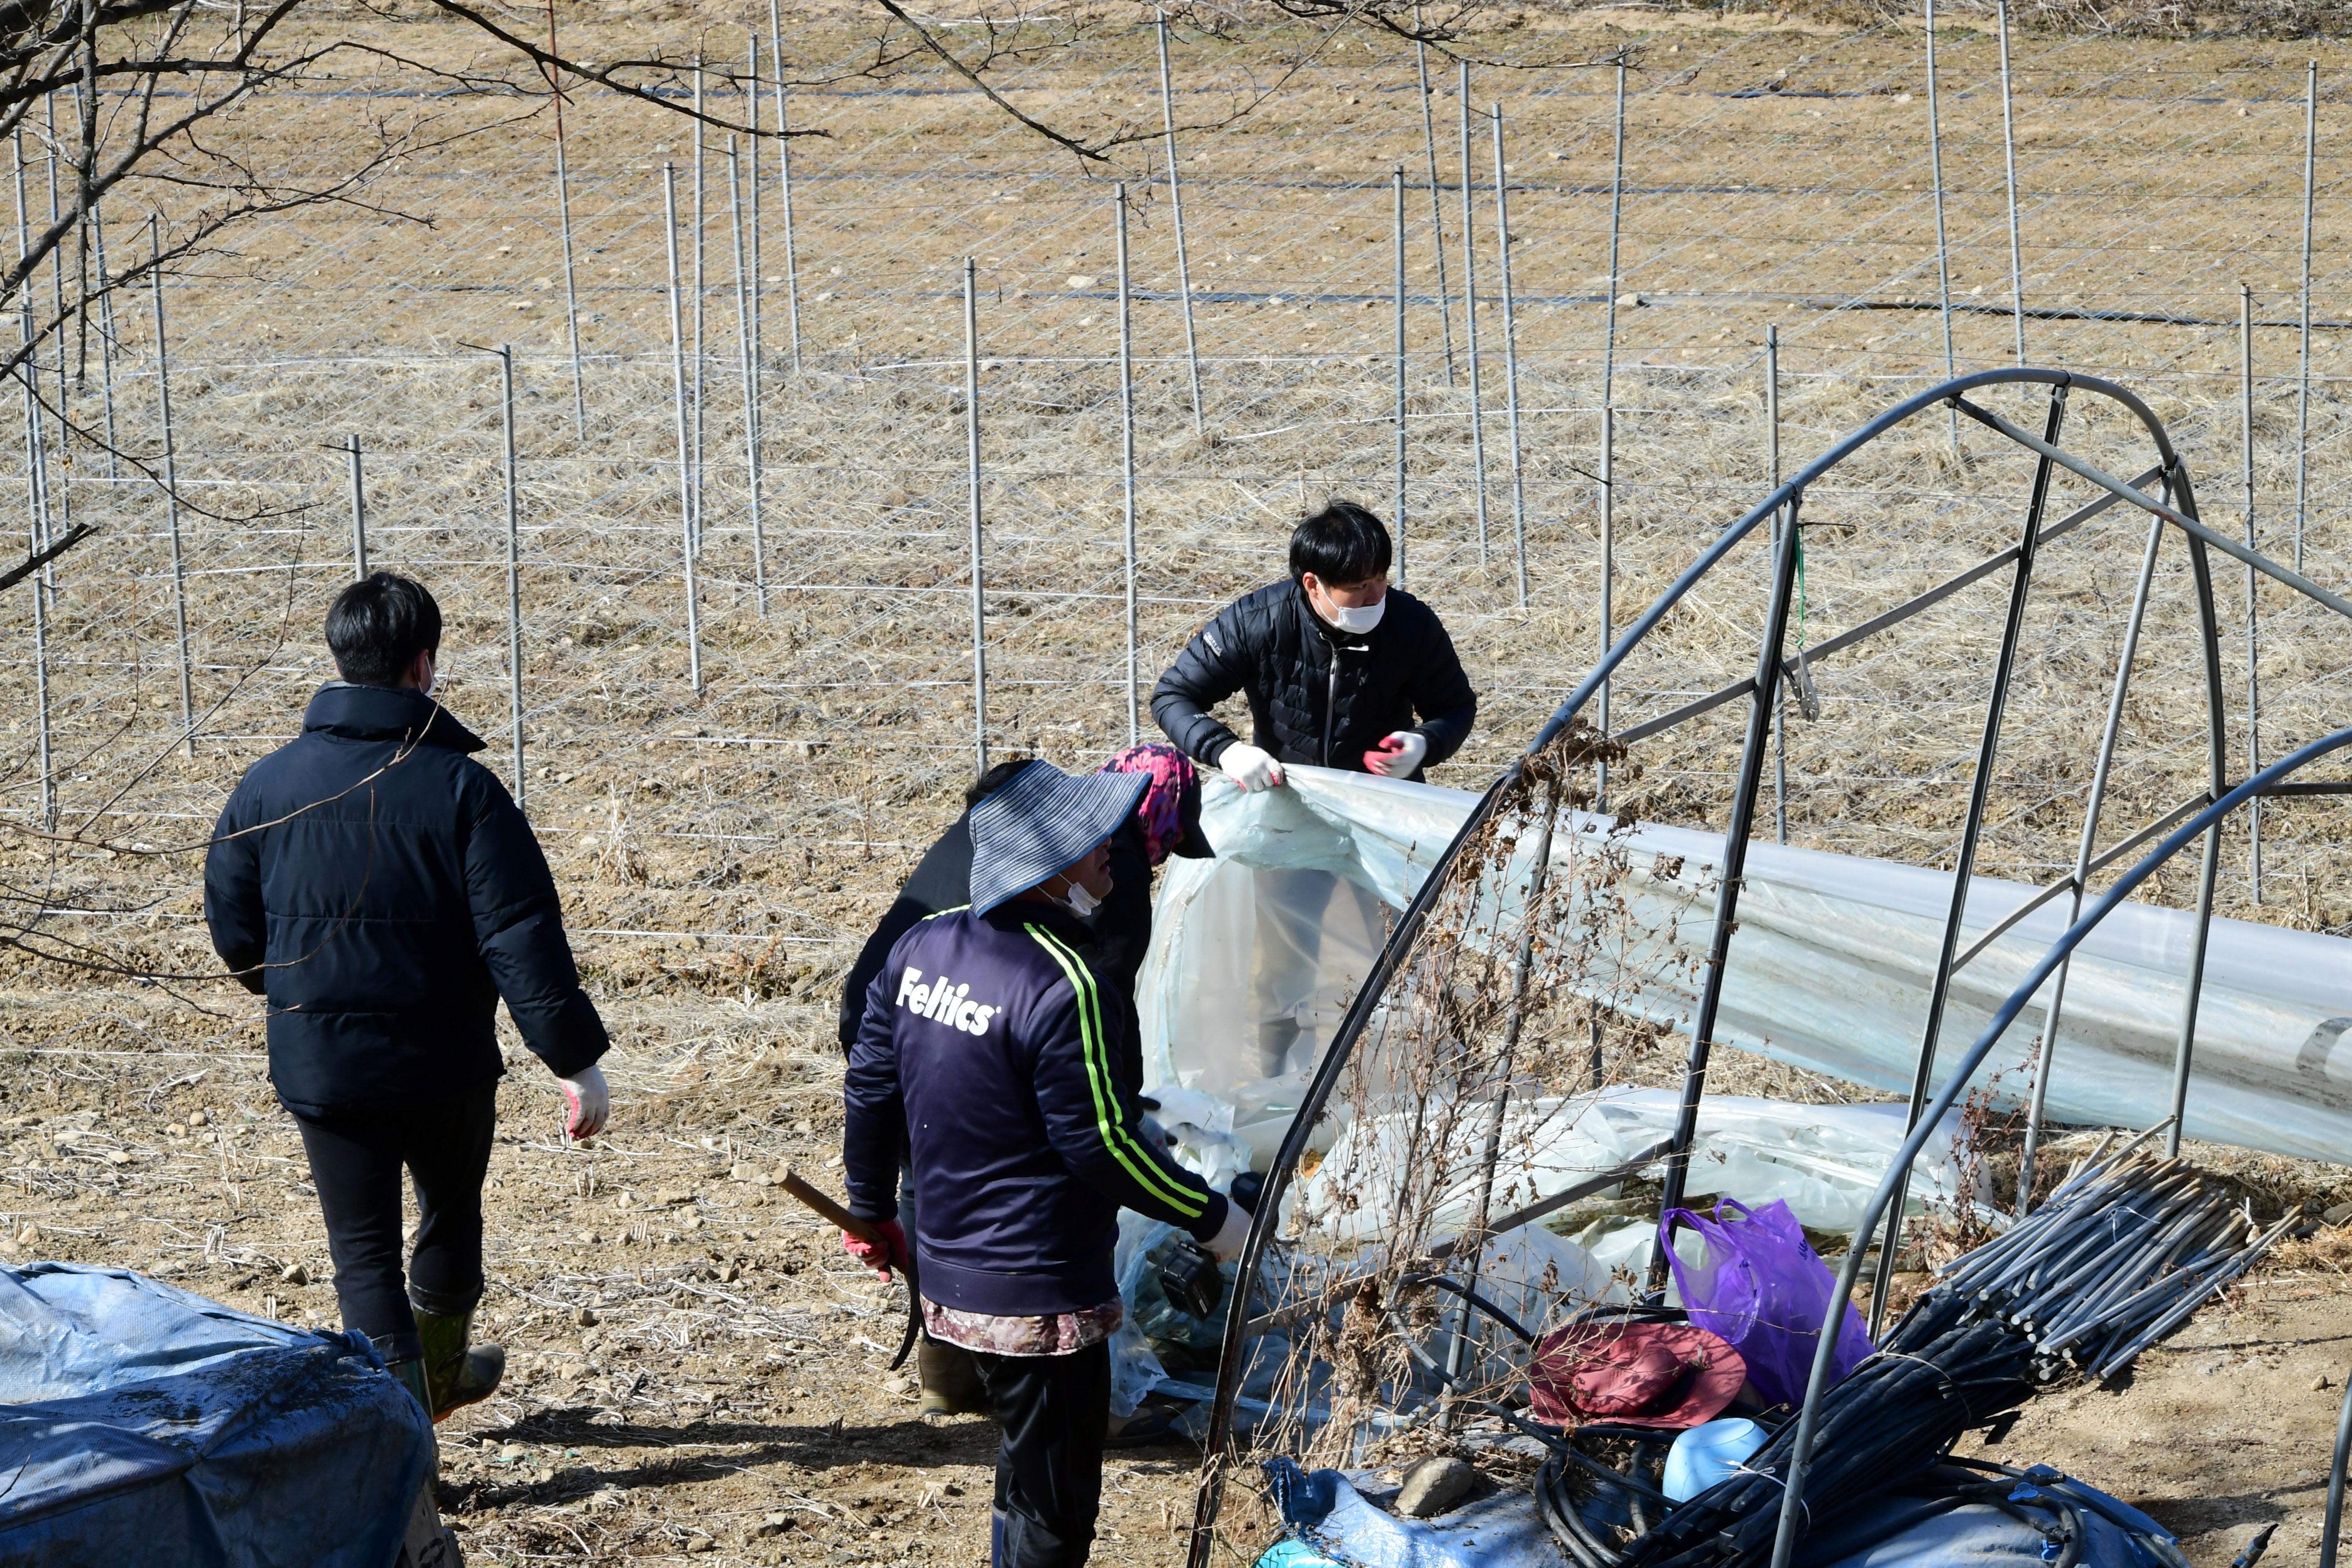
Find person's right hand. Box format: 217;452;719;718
843;1220;909;1280
1203;1198;1252;1263
1220;743;1285;792
558;1065;609;1140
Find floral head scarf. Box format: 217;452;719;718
1099;743;1204;866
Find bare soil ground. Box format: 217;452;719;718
5;987;2347;1568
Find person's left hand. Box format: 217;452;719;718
843;1220;910;1279
558;1065;609;1140
1364;731;1429;778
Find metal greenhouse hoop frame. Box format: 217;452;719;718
1187;368;2352;1568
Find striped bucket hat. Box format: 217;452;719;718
969;760;1149;917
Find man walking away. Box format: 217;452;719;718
204;573;612;1422
1151;498;1476;792
842;761;1250;1568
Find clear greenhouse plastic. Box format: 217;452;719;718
1139;767;2352;1168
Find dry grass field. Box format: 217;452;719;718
3;3;2352;1564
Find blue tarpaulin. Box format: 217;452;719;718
0;1262;433;1568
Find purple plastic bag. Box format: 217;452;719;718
1660;1198;1875;1408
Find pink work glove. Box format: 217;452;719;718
843;1220;909;1280
1364;730;1429;778
558;1065;609;1140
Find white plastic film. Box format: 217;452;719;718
1141;767;2352;1168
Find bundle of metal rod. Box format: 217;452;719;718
1612;1295;2035;1568
1917;1142;2291;1383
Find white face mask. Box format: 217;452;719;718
1325;597;1385;635
1050;877;1102;918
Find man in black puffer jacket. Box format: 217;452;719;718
204;572;610;1427
1152;501;1476;1078
1151;499;1475;789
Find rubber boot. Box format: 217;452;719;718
917;1337;989;1420
387;1355;434;1421
411;1298;504;1423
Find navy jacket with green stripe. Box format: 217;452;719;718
842;900;1231;1318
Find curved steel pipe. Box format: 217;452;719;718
1767;726;2352;1568
1186;368;2255;1566
2322;1361;2352;1568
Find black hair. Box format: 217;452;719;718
965;756;1036;808
326;572;443;688
1289;499;1393;587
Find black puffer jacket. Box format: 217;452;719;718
203;683;609;1116
1151;580;1477;777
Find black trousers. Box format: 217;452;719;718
975;1341;1110;1568
291;1086;497;1363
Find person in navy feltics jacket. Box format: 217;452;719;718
841;760;1249;1568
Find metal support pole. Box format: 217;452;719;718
2298;60;2318;574
1458;61;1489;562
89;200;117;477
1393;165;1408;589
729;143;766;615
498;345;525;812
2242;283;2262;904
1157;14;1204;435
1413;11;1456;384
690;61;706;550
149;215;190;754
1769;323;1786;845
964;258;988;772
40;95;66;545
2168;819;2223;1160
1492;106;1527;610
1650;493;1806;1283
1596;405;1614;812
1998;0;2026;367
662;166;703;692
1603;57;1627;413
1598;411;1614;736
346;434;366;580
2166;468;2232;1163
744;36;763;520
2325;1370;2352;1568
1116;185;1138;746
13;161;49;819
769;0;802;373
1926;0;1958;452
1868;385;2068;1332
549;3;585;441
2016;512;2165;1213
19;357;49;820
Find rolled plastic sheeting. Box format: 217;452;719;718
1296;1089;1979;1241
1141;767;2352;1167
0;1262;433;1568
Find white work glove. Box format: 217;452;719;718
1364;730;1429;778
1203;1195;1252;1263
558;1064;609;1140
1204;1203;1260;1260
1220;743;1285;792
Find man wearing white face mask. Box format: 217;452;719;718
1150;499;1476;792
1152;501;1476;1075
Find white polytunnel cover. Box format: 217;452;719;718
1138;765;2352;1173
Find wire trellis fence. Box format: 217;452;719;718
5;10;2352;1022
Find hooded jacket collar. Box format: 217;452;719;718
302;683;486;753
